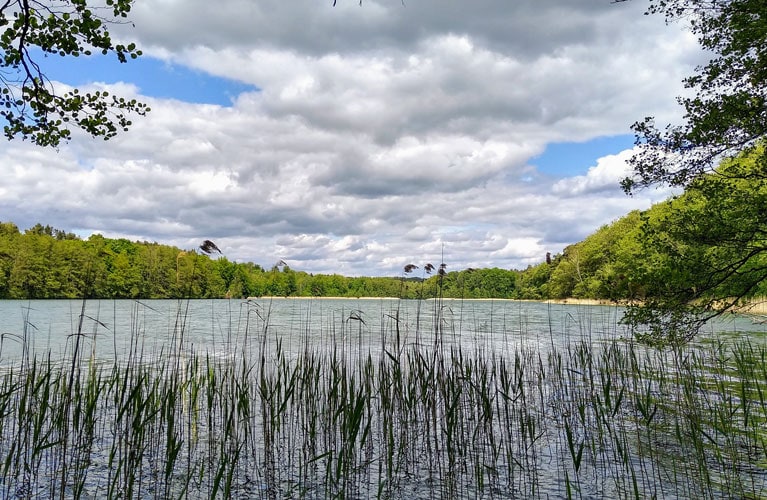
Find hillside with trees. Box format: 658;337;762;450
516;143;767;345
614;0;767;344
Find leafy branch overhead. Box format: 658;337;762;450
619;0;767;192
615;0;767;343
0;0;149;146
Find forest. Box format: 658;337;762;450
0;221;519;300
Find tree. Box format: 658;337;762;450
103;238;142;297
0;0;149;146
620;0;766;192
619;0;767;342
623;148;767;344
0;223;20;297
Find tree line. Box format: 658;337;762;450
523;148;767;304
0;222;521;300
4;140;766;309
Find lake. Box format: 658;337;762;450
0;298;765;498
1;298;763;364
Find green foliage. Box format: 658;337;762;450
513;212;648;302
621;0;767;192
514;145;767;345
515;262;552;299
616;0;767;343
0;221;521;300
0;0;149;146
513;147;767;346
431;267;517;299
622;147;767;345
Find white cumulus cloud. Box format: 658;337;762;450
0;0;705;275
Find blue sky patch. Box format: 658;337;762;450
532;134;635;176
34;51;257;106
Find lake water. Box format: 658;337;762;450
0;298;764;364
1;298;766;498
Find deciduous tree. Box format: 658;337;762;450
619;0;767;342
0;0;149;146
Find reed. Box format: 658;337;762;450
0;298;765;498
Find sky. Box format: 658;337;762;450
0;0;704;276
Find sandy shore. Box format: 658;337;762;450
247;296;625;306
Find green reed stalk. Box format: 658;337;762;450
3;298;767;498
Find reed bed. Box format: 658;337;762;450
0;299;765;498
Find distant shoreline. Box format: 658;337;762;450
247;296;623;306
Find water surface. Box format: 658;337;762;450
0;298;763;364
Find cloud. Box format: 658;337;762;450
0;0;705;276
552;148;637;196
